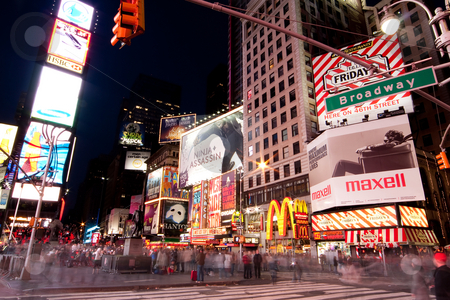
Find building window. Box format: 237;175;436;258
253;47;258;56
290;106;297;119
269;57;274;69
403;46;412;57
255;98;260;109
281;112;287;124
272;133;278;145
284;164;290;177
271;101;277;113
247;65;251;74
264;153;270;164
264;137;269;149
435;112;447;125
265;171;270;183
274;168;280;180
276;38;282;49
311;121;318;133
288;74;295;86
407;2;416;10
292;123;298;136
270;87;276;98
277;52;283;62
248;177;253;188
253;59;258;69
416;38;426;49
414;25;423;36
328;5;332;13
400;33;408;43
418;118;429;130
256;174;262;186
263;121;268;133
286;44;292;56
310;6;316;16
254;83;259;93
310;103;316;115
420;52;429;60
261;52;266;62
248;161;253;171
247;77;252;87
293;141;300;154
282;128;288;141
268;46;274;56
283;3;289;14
306;71;313;82
279;80;285;92
308;87;314;99
287;58;293;71
263;107;268;118
255;111;260;122
269;72;275;83
422;134;433;147
248;145;254;156
271;117;277;129
253;35;257;44
273;150;279;162
246;41;251;50
260;27;264;38
289;90;296;102
305;56;311;67
261;65;266;76
247;53;251;62
255;141;260;153
294;160;301;174
280;96;286;108
268;32;273;42
262;92;267;103
410;11;419;23
248;131;253;141
248;116;252;127
278;66;284;77
262;78;267;89
283;146;289;159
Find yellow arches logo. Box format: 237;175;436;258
266;197;308;240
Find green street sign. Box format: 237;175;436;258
325;67;437;112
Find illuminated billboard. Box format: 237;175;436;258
179;107;243;188
145;168;162;202
12;182;60;201
48;19;91;66
124;151;150;171
145;167;190;202
163;200;189;237
312;35;414;130
208;175;221;228
31;67;82;127
0;124;18;165
143;200;160;234
159;114;196;144
119;122;144;146
57;0;94;30
221;170;236;226
307;114;424;213
17;122;72;185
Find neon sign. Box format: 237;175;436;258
266;197;308;240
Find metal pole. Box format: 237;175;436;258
382;246;388;277
185;0;450;112
20;137;54;280
9;183;24;241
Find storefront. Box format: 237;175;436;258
313;230;348;257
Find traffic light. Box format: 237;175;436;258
436;151;450;169
111;0;145;47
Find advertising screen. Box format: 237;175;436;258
160;167;190;199
57;0;94;30
221;170;236;226
163;200;189;237
31;67;82;127
308;114;424;213
179;107;243;188
145;168;162;202
48;19;91;66
17;122;72;185
124;151;150;171
208;176;221;228
11;182;61;201
191;184;202;229
312;35;414;130
119;122;144;146
143;201;160;234
159;114;196;144
399;205;428;227
0;124;18;165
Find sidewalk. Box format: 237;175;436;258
0;264;412;296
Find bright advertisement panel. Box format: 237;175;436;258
221;170;236;226
17;122;72;185
399;205;428;227
201;180;209;229
159;114;196;144
179;107;243;188
308;114;424;213
311;205;398;231
130;195;142;215
124;151;150;171
31;67;82;127
161;167;190;199
119;122;144;146
143;201;160;234
208;176;221;228
191;184;202;229
312;35;414;130
48;19;91;66
0;189;10;209
0;124;18;165
57;0;94;30
163;200;189;236
11;182;60;201
145;168;162;201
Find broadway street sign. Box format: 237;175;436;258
325;67;437;112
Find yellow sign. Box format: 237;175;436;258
266;197;308;240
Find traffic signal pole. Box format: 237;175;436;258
185;0;450;112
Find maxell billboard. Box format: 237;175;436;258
307;114;424;213
312;35;414;130
159;114;196;144
179;107;243;188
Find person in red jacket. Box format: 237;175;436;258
243;251;252;279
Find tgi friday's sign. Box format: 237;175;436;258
312;35;414;130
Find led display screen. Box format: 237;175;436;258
48;19;91;66
57;0;94;30
31;67;82;127
12;182;60;201
0;124;18;165
17;122;72;185
159;114;196;144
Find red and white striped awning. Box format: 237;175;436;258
404;228;439;245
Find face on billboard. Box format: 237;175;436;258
31;67;81;127
57;0;94;30
307;115;424;212
179;108;243;188
17;122;71;185
48;19;91;65
313;35;414;130
159;114;196;144
163;200;189;236
0;124;18;164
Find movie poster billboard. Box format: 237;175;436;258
143;201;160;234
119;122;144;146
31;67;82;127
191;184;202;229
130;195;142;215
145;168;162;201
208;176;221;228
0;124;18;165
57;0;94;30
124;151;150;171
179;107;243;188
201;180;209;229
163;200;189;237
161;166;190;199
308;114;424;213
159;114;196;144
312;35;414;130
221;170;236;226
17;122;72;185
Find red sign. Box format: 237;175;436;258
313;230;344;240
92;232;101;244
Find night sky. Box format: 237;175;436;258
1;0;229;212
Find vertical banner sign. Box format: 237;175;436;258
201;180;209;229
143;201;160;234
191;185;202;229
208;176;221;228
312;35;414;130
0;124;18;165
221;170;236;226
163;200;188;237
160;167;190;199
129;195;142;215
145;168;162;201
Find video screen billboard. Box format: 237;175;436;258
312;35;414;130
48;19;91;66
119;122;144;146
17;122;72;185
124;151;150;171
31;67;82;127
163;200;189;236
145;168;162;202
161;167;190;199
57;0;94;30
307;115;424;213
191;184;202;229
208;175;221;228
0;124;18;165
159;114;196;144
143;201;160;234
221;170;236;226
179;107;243;188
11;182;60;201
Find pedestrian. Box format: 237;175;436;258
333;256;338;274
224;251;232;278
92;247;102;274
262;253;268;271
230;251;236;276
243;251;252;279
411;257;430;300
216;250;225;279
196;248;206;283
253;250;262;279
151;249;157;273
432;252;450;300
292;256;302;283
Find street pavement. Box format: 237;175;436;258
0;263;416;298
